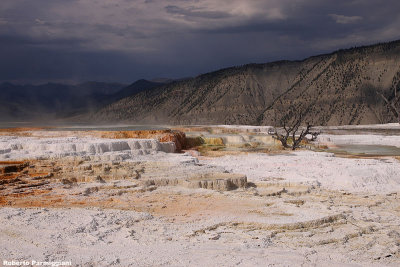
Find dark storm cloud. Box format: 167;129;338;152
0;0;399;84
165;5;232;19
0;34;87;49
329;14;363;24
165;6;231;19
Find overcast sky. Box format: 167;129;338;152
1;0;399;84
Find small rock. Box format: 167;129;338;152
83;187;99;196
209;234;220;240
96;175;106;183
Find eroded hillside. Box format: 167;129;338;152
91;40;400;126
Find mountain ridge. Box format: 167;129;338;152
0;80;164;121
88;39;400;126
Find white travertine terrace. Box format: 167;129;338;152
318;134;400;148
206;150;400;193
220;134;276;145
0;136;176;160
1;126;400;266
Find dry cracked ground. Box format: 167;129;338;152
0;126;399;266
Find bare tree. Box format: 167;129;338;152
378;90;400;123
273;106;320;150
272;113;315;150
377;75;400;123
268;99;321;150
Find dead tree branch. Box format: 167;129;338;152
309;131;321;141
378;89;400;124
273;119;314;150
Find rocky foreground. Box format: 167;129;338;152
0;126;400;266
